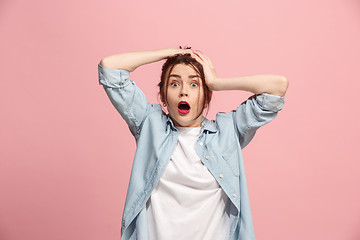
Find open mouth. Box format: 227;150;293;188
178;101;191;114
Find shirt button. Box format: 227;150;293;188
232;193;237;198
199;142;203;146
219;174;223;178
205;155;210;160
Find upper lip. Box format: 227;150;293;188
178;101;190;108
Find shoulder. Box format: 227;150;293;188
143;103;169;124
143;103;165;120
135;103;170;136
148;103;163;112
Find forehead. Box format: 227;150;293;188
168;63;199;77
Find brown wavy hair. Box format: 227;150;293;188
158;53;213;119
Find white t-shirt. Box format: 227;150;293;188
146;126;231;240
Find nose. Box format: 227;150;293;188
179;85;189;98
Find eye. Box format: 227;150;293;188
190;82;198;87
171;81;179;87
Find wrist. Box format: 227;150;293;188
163;48;193;58
161;48;180;59
207;77;221;91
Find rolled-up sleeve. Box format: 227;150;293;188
98;63;149;136
98;63;131;88
233;93;285;149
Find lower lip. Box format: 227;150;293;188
178;109;190;114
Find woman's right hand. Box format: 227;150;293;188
100;48;194;71
168;47;194;58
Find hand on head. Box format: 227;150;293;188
187;49;218;91
174;46;194;56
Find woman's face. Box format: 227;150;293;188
165;63;205;127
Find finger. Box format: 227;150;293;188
201;53;211;63
196;51;210;63
179;49;190;55
192;50;203;58
195;51;214;67
190;51;205;64
193;51;209;64
193;51;210;63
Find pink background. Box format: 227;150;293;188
1;0;359;239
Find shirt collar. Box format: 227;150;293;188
201;117;218;133
166;115;218;133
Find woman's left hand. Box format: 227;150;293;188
190;50;219;91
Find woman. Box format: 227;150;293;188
98;47;288;240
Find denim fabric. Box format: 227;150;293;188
98;63;285;240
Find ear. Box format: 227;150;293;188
209;91;213;101
205;91;213;108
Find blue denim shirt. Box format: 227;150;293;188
98;63;285;240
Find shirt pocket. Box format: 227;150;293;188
221;141;240;177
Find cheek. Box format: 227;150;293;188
197;93;206;110
166;92;177;107
196;88;205;102
165;88;173;102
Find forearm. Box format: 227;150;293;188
211;75;289;97
99;48;181;72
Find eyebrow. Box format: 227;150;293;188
169;74;200;79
